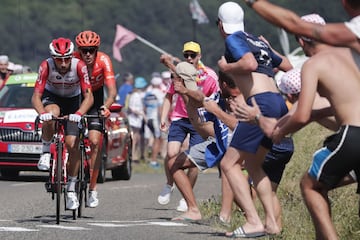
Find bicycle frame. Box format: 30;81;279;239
35;116;85;224
35;116;68;224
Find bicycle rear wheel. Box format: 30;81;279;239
56;140;63;224
77;143;88;218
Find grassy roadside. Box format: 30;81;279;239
199;122;360;239
131;122;360;239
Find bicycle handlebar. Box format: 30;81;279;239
34;113;107;136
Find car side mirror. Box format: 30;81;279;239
109;103;123;113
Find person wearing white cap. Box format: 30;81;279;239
216;1;293;238
0;55;10;89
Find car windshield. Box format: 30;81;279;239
0;84;34;108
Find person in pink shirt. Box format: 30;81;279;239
158;41;219;211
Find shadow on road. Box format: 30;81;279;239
0;171;48;182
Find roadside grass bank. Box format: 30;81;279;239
199;123;360;239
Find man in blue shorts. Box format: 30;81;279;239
216;2;293;238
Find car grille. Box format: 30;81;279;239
0;128;41;142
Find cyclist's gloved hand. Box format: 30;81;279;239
69;111;82;122
100;105;110;118
40;112;52;121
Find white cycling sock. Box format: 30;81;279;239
67;176;77;192
42;139;51;153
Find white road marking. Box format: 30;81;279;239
0;227;38;232
88;220;187;227
110;184;157;190
149;221;187;226
0;220;187;232
37;225;91;231
11;182;36;187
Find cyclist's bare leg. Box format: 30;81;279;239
88;129;102;190
42;104;60;141
66;135;81;177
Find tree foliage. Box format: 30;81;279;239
0;0;347;81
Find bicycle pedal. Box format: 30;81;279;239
44;182;53;192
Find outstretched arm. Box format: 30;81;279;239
244;0;360;51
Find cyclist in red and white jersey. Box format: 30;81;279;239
32;37;94;210
74;30;117;208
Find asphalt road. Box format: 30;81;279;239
0;170;228;240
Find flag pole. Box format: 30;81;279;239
192;18;197;41
135;35;170;55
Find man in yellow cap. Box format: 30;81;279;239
183;41;201;54
158;41;219;212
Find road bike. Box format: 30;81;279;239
35;115;89;224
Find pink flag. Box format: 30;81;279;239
112;24;137;62
189;0;209;24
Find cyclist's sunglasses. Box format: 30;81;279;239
183;53;197;59
80;47;98;54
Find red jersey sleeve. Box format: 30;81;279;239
76;60;92;95
34;60;50;94
98;52;116;87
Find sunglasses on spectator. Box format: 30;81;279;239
80;47;97;54
183;53;197;59
53;56;72;63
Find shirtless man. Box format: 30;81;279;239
261;15;360;240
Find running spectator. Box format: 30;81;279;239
168;69;238;222
74;30;117;208
157;41;218;211
32;37;94;210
